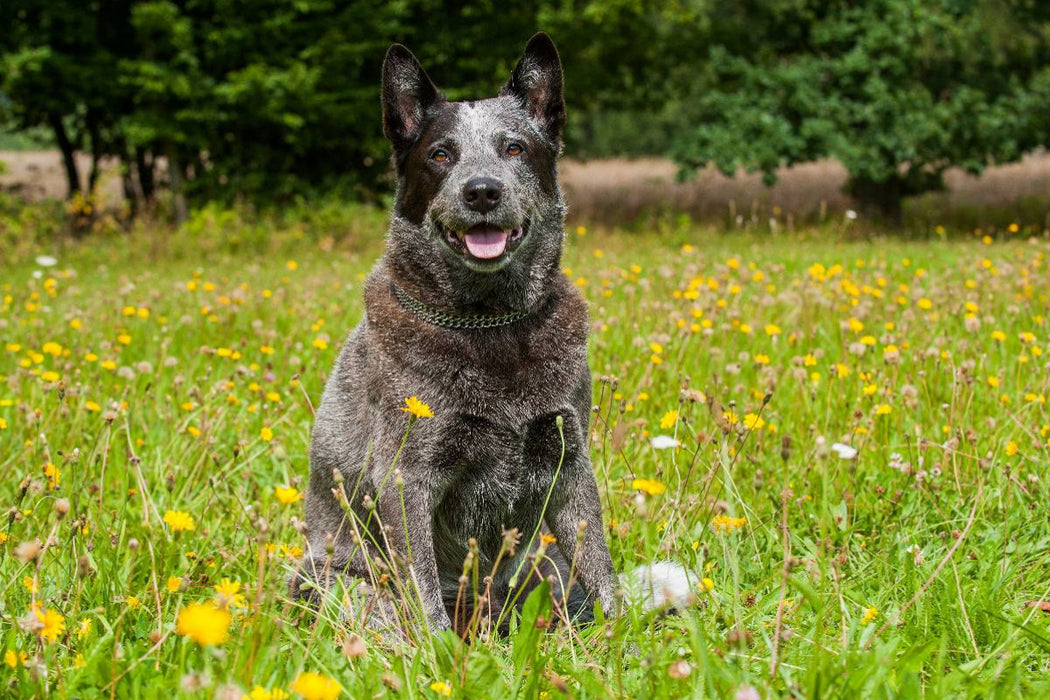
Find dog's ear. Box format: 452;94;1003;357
500;32;565;142
382;44;443;154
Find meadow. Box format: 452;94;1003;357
1;210;1049;699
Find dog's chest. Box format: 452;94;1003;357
431;410;571;562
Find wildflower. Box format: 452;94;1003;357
1005;441;1018;456
167;576;183;593
650;435;680;449
659;410;678;429
275;486;302;505
214;578;247;609
831;443;858;459
700;577;715;592
35;607;66;643
176;602;231;646
312;337;328;350
126;596;140;609
5;650;27;667
41;371;60;383
742;413;765;430
764;324;782;336
429;681;452;698
401;396;434;419
163;510;196;533
874;403;893;416
85;400;101;412
42;341;62;356
260;427;274;442
861;606;878;625
632;478;666;496
43;462;61;489
711;515;747;534
78;619;92;639
291;672;341;700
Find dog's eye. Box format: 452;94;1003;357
506;143;524;156
431;149;450;163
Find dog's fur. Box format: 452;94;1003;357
294;34;682;636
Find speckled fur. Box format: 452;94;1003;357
294;34;617;635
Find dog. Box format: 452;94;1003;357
294;33;690;636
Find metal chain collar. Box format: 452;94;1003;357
392;284;531;330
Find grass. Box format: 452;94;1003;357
1;209;1049;699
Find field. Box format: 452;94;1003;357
1;212;1049;699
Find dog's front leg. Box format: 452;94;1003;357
546;453;618;618
376;475;452;632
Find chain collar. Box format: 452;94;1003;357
392;284;531;330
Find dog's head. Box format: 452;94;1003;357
381;33;567;311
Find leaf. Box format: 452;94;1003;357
512;579;551;681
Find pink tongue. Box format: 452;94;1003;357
463;227;509;259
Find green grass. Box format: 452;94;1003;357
2;210;1049;699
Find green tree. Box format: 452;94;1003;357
669;0;1050;222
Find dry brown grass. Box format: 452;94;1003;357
4;149;1050;229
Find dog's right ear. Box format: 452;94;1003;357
382;44;443;154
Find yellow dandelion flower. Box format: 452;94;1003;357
275;486;302;505
711;515;747;534
700;577;715;592
41;370;60;383
35;607;65;643
861;606;878;625
429;681;452;698
631;478;666;496
77;618;92;639
176;602;231;646
291;672;341;700
874;403;893;416
1005;441;1018;456
659;410;678;429
167;576;183;593
214;578;247;609
401;396;434;419
163;510;195;533
260;426;274;442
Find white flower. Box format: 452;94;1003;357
35;255;58;267
830;442;858;459
650;435;680;450
845;210;858;220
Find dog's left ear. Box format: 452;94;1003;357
500;32;565;142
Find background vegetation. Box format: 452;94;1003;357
3;0;1050;220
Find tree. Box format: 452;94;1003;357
668;0;1050;222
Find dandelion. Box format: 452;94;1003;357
659;410;678;429
41;370;60;383
874;403;893;416
429;681;452;697
164;510;196;533
632;478;666;496
214;578;247;609
1005;441;1018;456
167;576;183;593
711;515;747;534
700;577;715;592
401;396;434;419
176;602;231;646
35;607;66;643
260;426;274;441
291;672;341;700
275;486;302;505
77;619;92;639
861;606;878;624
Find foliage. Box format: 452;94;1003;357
668;0;1050;220
1;217;1049;697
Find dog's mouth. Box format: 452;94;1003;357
437;220;528;267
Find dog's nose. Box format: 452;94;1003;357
462;177;503;213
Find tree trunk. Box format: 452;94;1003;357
49;114;81;198
136;148;155;201
87;111;102;194
847;175;904;225
166;144;189;225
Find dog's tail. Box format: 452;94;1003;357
619;561;698;612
